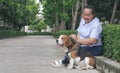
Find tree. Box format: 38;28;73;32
60;0;66;30
110;0;119;24
33;20;46;31
71;0;80;30
42;0;69;32
0;0;40;30
41;0;120;32
81;0;87;15
41;0;81;31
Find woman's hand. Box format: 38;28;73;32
76;38;97;45
69;33;97;45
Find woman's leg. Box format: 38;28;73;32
62;56;70;64
81;45;103;56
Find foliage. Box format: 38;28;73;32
27;32;51;35
102;25;120;61
0;30;27;39
29;20;47;31
87;0;120;21
41;0;120;31
34;20;46;31
0;0;40;30
0;30;52;39
52;30;77;38
41;0;79;30
52;25;120;62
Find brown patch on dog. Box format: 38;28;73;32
62;35;72;47
70;51;77;58
88;57;96;68
62;35;79;59
70;44;79;58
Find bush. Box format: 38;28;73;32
0;30;27;39
27;32;52;35
102;25;120;61
52;30;77;38
52;26;120;62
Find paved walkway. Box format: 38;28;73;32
0;36;99;73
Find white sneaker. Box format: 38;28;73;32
52;60;64;67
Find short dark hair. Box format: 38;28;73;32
83;5;95;15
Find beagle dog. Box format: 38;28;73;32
56;35;96;70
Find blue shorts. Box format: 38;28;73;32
81;45;103;56
62;45;103;64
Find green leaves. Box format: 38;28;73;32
0;0;40;30
102;25;120;61
52;25;120;62
35;21;46;30
29;20;47;31
87;0;120;21
0;30;27;38
41;0;80;31
52;30;77;38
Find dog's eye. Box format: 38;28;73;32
61;37;64;39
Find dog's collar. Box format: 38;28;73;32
67;42;81;54
65;47;79;60
65;43;80;60
67;43;75;50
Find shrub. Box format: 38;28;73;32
52;30;77;38
52;25;120;62
27;32;52;35
102;25;120;61
0;30;27;39
0;30;52;39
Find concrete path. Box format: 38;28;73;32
0;36;99;73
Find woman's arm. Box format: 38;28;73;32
76;33;97;45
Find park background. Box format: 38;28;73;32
0;0;120;63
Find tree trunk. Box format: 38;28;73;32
71;0;80;30
110;0;119;24
60;0;66;30
60;19;66;30
82;0;87;9
53;24;56;32
54;12;59;32
81;0;87;18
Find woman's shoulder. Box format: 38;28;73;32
92;17;102;27
93;17;100;22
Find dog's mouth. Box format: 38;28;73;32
56;43;64;48
56;41;64;48
56;39;64;48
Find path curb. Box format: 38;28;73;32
95;56;120;73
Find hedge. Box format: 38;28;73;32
0;30;27;39
27;32;52;35
102;25;120;62
52;30;77;38
52;25;120;62
0;30;52;39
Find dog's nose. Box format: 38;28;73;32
56;39;58;43
56;39;58;45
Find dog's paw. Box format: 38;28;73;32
67;65;73;70
52;60;63;67
74;65;80;69
86;65;94;70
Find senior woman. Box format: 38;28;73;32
53;5;103;67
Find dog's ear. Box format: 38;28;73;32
69;37;76;44
64;36;72;46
